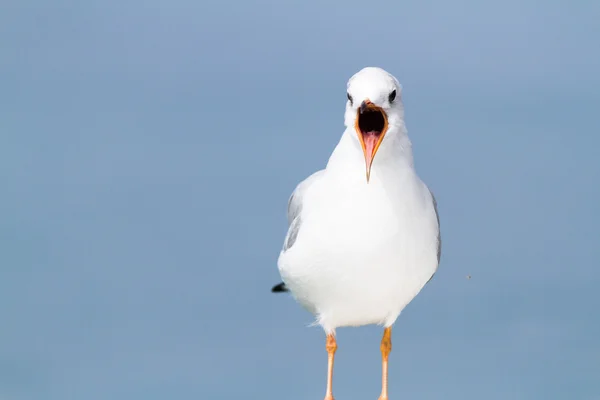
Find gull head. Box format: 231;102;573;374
344;67;404;182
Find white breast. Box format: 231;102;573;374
278;139;439;333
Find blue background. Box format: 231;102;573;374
2;0;599;399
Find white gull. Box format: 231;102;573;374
272;67;441;400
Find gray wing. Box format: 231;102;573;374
432;191;441;264
426;188;441;284
273;170;326;293
282;169;325;251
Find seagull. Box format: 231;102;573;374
272;67;441;400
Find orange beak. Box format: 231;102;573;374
354;99;388;182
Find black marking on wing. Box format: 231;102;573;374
271;282;289;293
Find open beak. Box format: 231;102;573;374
354;99;388;182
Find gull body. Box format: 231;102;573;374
277;67;440;333
273;67;440;400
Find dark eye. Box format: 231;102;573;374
347;92;353;105
388;89;396;103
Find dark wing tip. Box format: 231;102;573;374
271;282;289;293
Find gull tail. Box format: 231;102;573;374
271;282;289;293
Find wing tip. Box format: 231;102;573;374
271;282;289;293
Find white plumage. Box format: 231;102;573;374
276;67;440;335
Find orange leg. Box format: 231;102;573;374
324;334;337;400
378;327;392;400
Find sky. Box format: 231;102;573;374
1;0;600;399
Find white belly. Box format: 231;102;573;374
277;171;438;333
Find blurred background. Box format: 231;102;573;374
2;0;599;399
